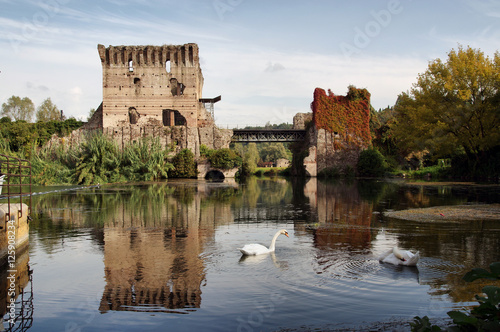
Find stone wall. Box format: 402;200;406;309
292;86;371;176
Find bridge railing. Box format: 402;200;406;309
231;129;306;142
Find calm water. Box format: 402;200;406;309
2;178;500;331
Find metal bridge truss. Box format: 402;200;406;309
231;129;306;143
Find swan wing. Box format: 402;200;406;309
380;253;404;265
239;243;270;256
378;248;394;261
402;251;420;266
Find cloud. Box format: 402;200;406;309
26;82;49;92
265;62;285;73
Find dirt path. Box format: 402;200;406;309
384;204;500;222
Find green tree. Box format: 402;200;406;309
244;143;259;173
393;45;500;165
260;143;289;162
36;98;60;122
208;148;242;169
1;96;35;122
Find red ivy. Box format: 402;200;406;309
311;86;371;148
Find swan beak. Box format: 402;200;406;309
284;232;289;237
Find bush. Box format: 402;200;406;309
357;148;386;177
208;148;242;169
169;149;197;178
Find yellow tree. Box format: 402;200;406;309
36;98;60;122
393;45;500;164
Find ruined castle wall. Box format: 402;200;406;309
293;86;371;176
98;44;205;129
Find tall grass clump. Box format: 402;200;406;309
73;132;122;185
121;137;173;181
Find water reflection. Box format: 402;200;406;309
23;178;500;330
0;246;33;331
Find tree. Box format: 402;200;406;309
393;45;500;165
260;143;289;162
244;143;259;173
36;98;60;122
1;96;35;122
87;108;96;121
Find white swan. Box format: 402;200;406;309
378;247;420;266
239;229;289;256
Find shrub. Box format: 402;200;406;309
357;148;386;177
208;148;242;169
169;149;197;178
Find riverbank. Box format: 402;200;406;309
384;203;500;222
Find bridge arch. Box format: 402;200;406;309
205;170;225;181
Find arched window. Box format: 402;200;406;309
128;60;133;72
165;60;171;73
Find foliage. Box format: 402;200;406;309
208;148;242;169
87;108;96;121
31;152;73;185
169;149;197;178
357;148;387;177
311;85;372;148
243;122;293;130
200;144;210;157
401;165;451;180
392;46;500;173
73;132;122;185
1;96;35;122
259;142;289;162
36;98;60;122
411;262;500;332
0;118;83;155
121;137;173;181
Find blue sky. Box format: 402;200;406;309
1;0;499;127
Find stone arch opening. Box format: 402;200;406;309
205;170;225;181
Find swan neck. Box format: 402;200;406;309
268;231;281;252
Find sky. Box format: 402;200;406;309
1;0;500;127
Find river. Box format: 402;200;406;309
2;177;500;331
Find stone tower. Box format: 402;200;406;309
98;43;210;128
91;43;231;155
